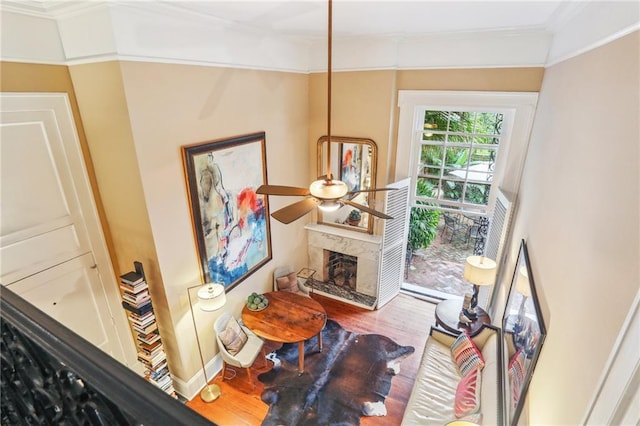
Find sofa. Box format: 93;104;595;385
402;324;503;425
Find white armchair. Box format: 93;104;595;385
273;265;310;296
214;312;266;389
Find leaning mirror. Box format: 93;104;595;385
317;136;377;234
502;240;547;425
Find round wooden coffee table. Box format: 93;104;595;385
435;298;491;336
241;291;326;373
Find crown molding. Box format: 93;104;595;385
0;0;105;18
546;1;640;66
1;1;637;71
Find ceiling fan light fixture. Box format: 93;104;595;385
317;199;343;212
309;178;348;200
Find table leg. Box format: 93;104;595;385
318;332;323;352
298;341;305;374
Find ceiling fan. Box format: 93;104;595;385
257;0;394;225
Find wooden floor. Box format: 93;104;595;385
187;292;436;426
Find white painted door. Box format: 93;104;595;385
0;93;136;366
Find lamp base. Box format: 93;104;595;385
200;384;221;402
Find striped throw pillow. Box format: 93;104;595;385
451;331;485;376
455;367;482;417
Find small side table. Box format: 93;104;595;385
435;299;491;336
297;268;316;295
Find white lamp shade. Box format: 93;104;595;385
309;179;348;200
515;266;531;297
197;283;226;311
463;255;497;286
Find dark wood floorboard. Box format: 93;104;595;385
187;292;436;425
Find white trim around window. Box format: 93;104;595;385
396;90;538;213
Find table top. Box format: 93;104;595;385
241;291;326;344
435;298;491;336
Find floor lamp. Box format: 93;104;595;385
188;282;226;402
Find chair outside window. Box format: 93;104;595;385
214;312;266;390
441;213;467;243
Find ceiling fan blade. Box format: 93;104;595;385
347;187;398;195
257;184;310;196
271;198;320;224
343;199;393;220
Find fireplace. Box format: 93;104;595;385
324;251;358;291
305;224;382;310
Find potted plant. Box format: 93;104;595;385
406;181;440;274
346;209;361;226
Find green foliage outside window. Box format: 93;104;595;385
408;180;441;252
420;110;502;206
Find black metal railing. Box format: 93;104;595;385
0;286;214;426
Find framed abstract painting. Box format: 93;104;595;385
182;132;272;292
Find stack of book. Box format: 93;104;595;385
120;269;176;397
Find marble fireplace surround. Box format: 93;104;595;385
305;224;382;309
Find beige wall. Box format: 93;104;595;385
113;62;310;386
507;31;639;424
68;61;176;372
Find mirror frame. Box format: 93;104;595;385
502;239;547;425
316;136;378;234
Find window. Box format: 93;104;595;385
414;109;504;214
396;90;539;216
396;90;538;306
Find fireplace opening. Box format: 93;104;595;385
323;250;357;291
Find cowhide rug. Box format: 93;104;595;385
258;319;415;426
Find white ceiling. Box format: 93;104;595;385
171;1;572;37
3;0;576;38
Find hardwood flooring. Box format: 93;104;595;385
187;292;436;425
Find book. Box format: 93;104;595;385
138;332;161;345
128;312;156;327
128;310;155;322
133;322;158;335
119;281;149;294
122;292;151;306
122;300;153;316
120;271;144;285
137;340;162;352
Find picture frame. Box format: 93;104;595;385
182;132;272;293
317;136;377;234
502;239;547;425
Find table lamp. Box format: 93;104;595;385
462;255;497;320
188;282;226;402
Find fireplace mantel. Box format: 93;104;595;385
305;224;382;309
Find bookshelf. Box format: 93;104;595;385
120;261;176;397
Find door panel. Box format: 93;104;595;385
0;93;135;366
1;224;83;285
1;110;91;282
6;253;117;356
1;120;72;235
